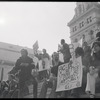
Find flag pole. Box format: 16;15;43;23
33;40;39;55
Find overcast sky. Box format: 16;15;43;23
0;2;76;55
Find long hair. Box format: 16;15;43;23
75;47;84;58
91;41;100;60
52;52;59;66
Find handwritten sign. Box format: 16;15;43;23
56;57;82;92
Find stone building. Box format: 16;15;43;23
67;2;100;46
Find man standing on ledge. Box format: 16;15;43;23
58;39;71;63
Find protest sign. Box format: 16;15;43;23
38;58;50;71
56;57;82;92
33;41;39;55
59;53;64;63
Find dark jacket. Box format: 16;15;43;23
51;62;63;77
60;43;71;63
14;56;35;81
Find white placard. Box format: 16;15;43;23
56;57;82;92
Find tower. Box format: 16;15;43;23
67;2;100;45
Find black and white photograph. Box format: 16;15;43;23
0;1;100;98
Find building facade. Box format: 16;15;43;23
68;2;100;46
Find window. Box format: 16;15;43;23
79;21;84;28
73;26;77;32
87;16;92;24
82;22;84;27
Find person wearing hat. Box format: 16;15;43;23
85;41;100;98
13;49;38;98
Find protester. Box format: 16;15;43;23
11;49;38;98
55;39;72;98
33;55;39;70
0;74;19;98
38;52;63;98
43;49;50;70
82;42;91;69
85;41;100;98
70;47;86;98
42;49;50;78
0;81;9;97
32;55;39;81
42;49;50;60
58;39;71;63
75;47;84;58
37;53;44;81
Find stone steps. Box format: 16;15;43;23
24;81;51;98
24;81;100;98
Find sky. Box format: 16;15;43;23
0;2;76;55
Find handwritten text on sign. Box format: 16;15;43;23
56;57;82;92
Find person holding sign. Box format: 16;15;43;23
86;41;100;98
82;42;91;69
70;47;85;98
41;49;50;79
42;49;50;68
58;39;71;63
38;52;63;98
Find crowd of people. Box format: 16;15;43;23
0;32;100;98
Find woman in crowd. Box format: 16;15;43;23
85;41;100;98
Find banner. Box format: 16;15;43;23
33;56;39;68
33;41;39;55
56;57;82;92
59;53;64;63
38;58;50;71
